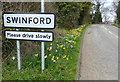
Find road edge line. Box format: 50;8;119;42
76;24;92;80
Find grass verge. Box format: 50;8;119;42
113;24;120;28
2;24;89;80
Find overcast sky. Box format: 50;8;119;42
102;0;117;22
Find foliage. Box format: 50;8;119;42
55;2;92;29
78;2;92;25
116;1;120;24
55;2;80;29
113;24;120;28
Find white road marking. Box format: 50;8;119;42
103;27;118;39
104;28;107;30
108;31;118;39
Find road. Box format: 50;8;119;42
77;24;118;80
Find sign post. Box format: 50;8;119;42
3;1;55;72
16;38;21;72
16;29;21;72
41;0;45;73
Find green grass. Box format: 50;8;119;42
2;24;89;80
113;24;120;28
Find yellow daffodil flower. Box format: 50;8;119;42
53;60;56;62
66;58;69;60
34;54;38;57
59;45;63;48
52;58;54;60
63;55;67;59
66;42;68;44
49;54;52;56
63;47;66;50
56;57;59;60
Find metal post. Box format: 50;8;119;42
16;29;21;72
41;0;44;13
41;0;45;72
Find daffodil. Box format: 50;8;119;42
47;48;49;50
12;56;15;60
51;58;54;60
68;40;71;43
49;47;52;51
66;39;68;41
52;56;54;58
59;45;63;48
50;43;52;46
57;44;59;46
63;47;66;50
73;41;76;44
56;50;58;52
34;54;39;57
44;55;47;58
66;42;68;44
56;57;59;60
49;54;52;56
66;58;69;60
53;60;56;63
63;55;67;59
70;45;73;48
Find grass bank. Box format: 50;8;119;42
113;24;120;28
2;24;89;80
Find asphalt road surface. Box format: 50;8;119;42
78;24;118;80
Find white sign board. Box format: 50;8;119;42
5;31;53;41
3;13;55;29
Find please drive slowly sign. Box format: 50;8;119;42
3;13;55;29
5;31;53;41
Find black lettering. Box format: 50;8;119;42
7;33;21;37
18;34;21;37
40;35;42;38
22;34;26;37
43;35;47;38
29;17;32;24
36;35;38;38
46;17;51;24
7;33;11;36
31;35;34;38
7;17;11;23
48;36;51;39
28;34;32;38
40;17;45;24
11;17;18;23
33;17;39;24
19;17;21;23
22;17;27;23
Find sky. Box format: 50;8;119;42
102;0;117;22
